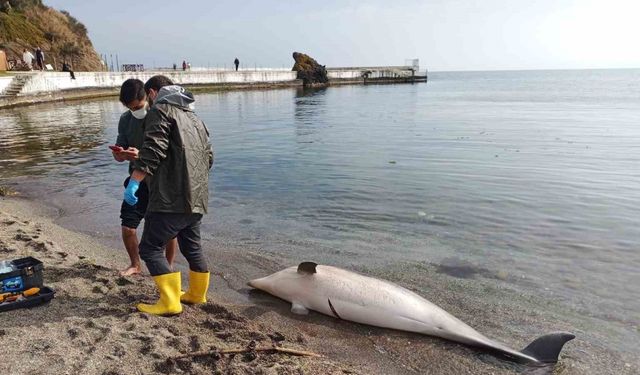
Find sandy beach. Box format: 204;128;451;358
1;0;638;373
0;191;637;375
0;195;352;375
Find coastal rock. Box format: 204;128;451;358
291;52;329;86
0;0;103;71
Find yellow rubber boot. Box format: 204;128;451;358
180;270;210;304
137;272;183;316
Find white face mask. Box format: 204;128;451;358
130;102;148;119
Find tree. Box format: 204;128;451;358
59;41;80;65
44;30;58;43
1;1;12;13
60;9;87;36
8;0;43;10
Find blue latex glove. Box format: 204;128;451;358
124;179;140;206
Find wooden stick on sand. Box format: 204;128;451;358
173;346;322;360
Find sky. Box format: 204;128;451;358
45;0;640;71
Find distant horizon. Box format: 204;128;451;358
136;65;640;73
44;0;640;72
428;66;640;73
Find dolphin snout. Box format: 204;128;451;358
248;277;266;290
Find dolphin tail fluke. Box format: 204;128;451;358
520;332;575;363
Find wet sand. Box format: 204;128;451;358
0;194;637;374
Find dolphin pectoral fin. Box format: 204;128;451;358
291;302;309;315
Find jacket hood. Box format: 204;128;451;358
155;85;195;110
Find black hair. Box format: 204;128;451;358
119;78;145;105
144;75;174;93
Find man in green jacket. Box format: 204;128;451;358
112;78;177;276
123;75;214;315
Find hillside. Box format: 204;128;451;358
0;0;102;71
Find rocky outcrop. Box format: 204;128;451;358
0;0;103;71
291;52;328;86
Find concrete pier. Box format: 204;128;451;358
0;76;13;94
328;66;427;84
0;69;300;108
0;66;427;109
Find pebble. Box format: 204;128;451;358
92;285;109;295
268;331;286;342
14;233;32;241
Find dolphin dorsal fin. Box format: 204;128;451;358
520;332;575;363
297;262;318;274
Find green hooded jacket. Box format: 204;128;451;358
133;85;214;214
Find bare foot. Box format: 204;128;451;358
120;265;141;276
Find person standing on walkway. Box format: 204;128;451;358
113;78;178;276
22;48;34;70
124;75;214;315
35;47;44;70
234;57;239;71
182;60;187;71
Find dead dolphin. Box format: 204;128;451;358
248;262;574;364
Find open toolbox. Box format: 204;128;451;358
0;257;55;312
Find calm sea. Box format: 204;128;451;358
1;69;638;356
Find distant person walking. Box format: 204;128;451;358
22;48;34;70
234;58;239;71
35;47;44;71
182;60;187;71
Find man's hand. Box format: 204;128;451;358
110;145;126;162
111;147;138;162
112;150;126;162
123;179;140;206
124;170;148;205
120;147;139;161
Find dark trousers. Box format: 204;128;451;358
139;212;208;276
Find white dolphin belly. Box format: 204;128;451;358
248;262;574;364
